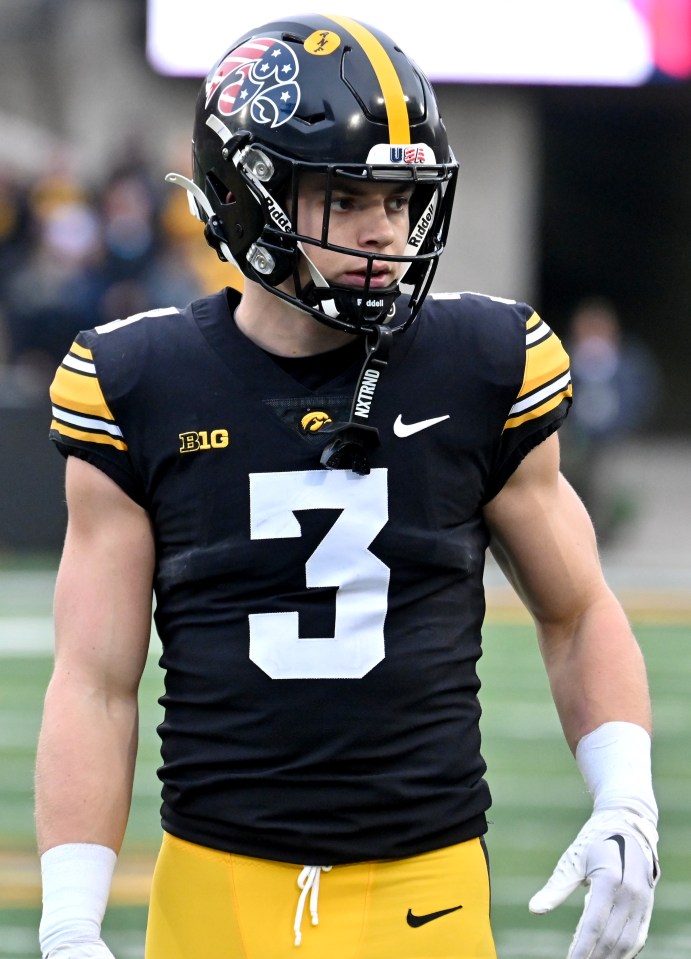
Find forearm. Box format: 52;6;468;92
35;671;139;855
538;591;652;752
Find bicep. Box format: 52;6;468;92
483;433;605;627
53;455;155;695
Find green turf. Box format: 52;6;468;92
1;569;688;958
480;622;691;958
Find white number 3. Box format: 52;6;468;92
248;468;390;679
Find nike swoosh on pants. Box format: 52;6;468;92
406;905;463;927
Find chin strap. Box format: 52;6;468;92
320;324;393;475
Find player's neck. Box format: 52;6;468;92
234;282;353;357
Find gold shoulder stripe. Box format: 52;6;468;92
522;331;570;397
324;15;410;144
504;387;572;430
50;342;127;450
50;421;127;451
50;364;117;423
505;369;572;430
70;341;93;361
503;314;572;431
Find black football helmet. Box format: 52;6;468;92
168;13;458;335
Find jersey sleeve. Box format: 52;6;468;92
49;332;147;505
485;309;572;501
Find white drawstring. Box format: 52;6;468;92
293;865;332;946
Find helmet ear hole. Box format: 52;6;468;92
204;170;264;264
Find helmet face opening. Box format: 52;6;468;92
187;14;459;334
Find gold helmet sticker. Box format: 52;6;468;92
304;30;341;56
300;411;333;433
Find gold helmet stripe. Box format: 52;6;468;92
324;15;411;144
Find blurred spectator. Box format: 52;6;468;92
560;296;662;544
0;300;55;406
0;144;247;401
0;169;32;304
4;190;104;367
99;166;158;284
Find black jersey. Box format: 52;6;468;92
49;288;571;864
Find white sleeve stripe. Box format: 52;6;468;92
52;406;124;438
62;355;96;375
509;370;571;417
430;291;517;304
95;306;180;334
526;321;550;345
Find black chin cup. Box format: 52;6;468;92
319;423;380;475
302;282;400;331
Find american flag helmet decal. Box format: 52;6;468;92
205;37;300;128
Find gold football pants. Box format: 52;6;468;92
145;831;497;958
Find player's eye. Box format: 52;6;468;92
330;195;354;212
387;195;411;213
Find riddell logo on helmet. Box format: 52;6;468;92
407;202;435;248
357;297;385;309
265;194;291;233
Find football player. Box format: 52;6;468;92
36;13;658;959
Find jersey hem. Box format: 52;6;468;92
159;812;489;866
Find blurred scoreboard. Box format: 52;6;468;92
146;0;691;86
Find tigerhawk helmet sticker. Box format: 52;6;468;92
205;37;301;128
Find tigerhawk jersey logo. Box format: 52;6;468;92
300;411;333;433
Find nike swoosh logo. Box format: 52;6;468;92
606;833;626;881
393;414;450;437
406;905;463;928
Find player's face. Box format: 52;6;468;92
295;174;413;290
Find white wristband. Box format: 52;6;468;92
39;843;116;956
576;721;658;823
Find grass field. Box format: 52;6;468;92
1;561;689;959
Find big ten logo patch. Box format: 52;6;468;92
179;429;230;453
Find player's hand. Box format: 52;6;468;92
529;809;659;959
44;940;116;959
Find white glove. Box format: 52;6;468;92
529;808;659;959
45;943;116;959
529;722;660;959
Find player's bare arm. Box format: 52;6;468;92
483;431;651;749
484;433;658;959
36;455;155;854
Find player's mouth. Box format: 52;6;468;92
340;265;395;288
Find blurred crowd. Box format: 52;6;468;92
559;296;662;544
0;146;240;407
